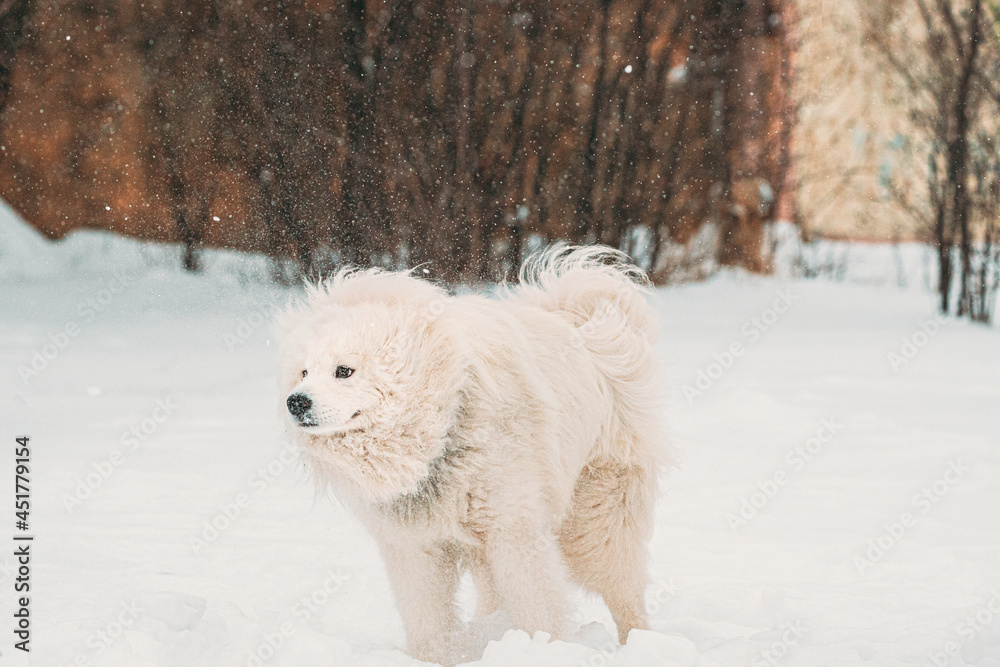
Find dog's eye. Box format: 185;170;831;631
301;370;307;378
335;365;354;379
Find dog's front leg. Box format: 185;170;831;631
380;540;463;665
485;515;571;640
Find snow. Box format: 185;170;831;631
0;199;63;281
1;205;999;666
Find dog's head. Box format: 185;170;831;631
280;302;396;437
277;269;464;502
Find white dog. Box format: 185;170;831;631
278;245;665;665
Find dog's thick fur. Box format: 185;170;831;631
278;245;665;665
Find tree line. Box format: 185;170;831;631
0;0;794;283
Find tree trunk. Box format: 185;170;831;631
953;0;982;317
0;0;31;114
342;0;374;266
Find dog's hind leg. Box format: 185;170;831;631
469;550;500;617
559;458;657;644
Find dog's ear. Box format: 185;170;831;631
406;298;470;425
274;292;315;345
384;294;468;394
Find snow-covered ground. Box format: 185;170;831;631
1;204;999;667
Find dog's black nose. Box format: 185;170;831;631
286;393;312;419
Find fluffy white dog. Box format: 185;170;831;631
278;245;665;665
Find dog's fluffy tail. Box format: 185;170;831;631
516;244;665;466
517;243;658;347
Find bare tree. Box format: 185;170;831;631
865;0;1000;322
